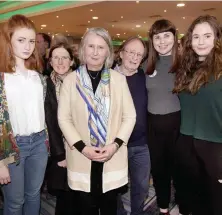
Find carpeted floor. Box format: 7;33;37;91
40;179;179;215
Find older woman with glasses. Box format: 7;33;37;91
58;28;136;215
45;42;80;215
115;36;150;215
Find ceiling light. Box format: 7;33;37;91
182;17;185;19
92;16;98;20
136;1;139;3
66;30;68;32
123;40;126;42
176;28;179;30
56;16;59;18
41;28;43;30
68;34;70;36
88;21;90;23
132;28;134;30
136;25;141;28
177;3;185;7
32;20;34;22
87;28;89;30
62;25;64;27
48;32;50;35
116;33;120;36
41;24;47;27
121;16;123;19
164;10;167;12
90;9;93;12
144;21;146;24
112;25;114;27
124;32;126;35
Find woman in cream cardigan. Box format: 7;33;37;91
58;27;136;215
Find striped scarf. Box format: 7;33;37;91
76;65;110;147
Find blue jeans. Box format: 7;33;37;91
2;130;48;215
118;144;151;215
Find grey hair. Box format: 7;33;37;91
78;27;114;69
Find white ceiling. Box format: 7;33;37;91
3;1;222;40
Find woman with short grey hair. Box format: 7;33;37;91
58;27;136;215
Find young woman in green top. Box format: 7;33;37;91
174;15;222;215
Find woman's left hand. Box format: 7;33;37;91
94;144;118;162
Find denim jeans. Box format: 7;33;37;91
118;144;151;215
2;130;48;215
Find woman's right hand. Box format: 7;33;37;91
82;146;104;161
0;165;11;185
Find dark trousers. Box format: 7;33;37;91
78;161;118;215
175;134;222;215
148;111;180;209
55;190;81;215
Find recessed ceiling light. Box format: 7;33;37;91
41;24;47;27
48;32;50;35
92;16;98;20
88;21;90;23
90;9;93;12
132;28;134;30
62;25;64;27
66;30;68;32
32;20;34;22
41;28;43;30
136;1;139;3
164;9;167;12
124;32;126;35
56;16;59;18
112;25;114;27
116;33;120;36
121;16;123;19
136;25;141;28
177;3;185;7
144;21;146;24
68;34;70;36
182;17;185;19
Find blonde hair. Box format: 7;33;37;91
78;27;114;69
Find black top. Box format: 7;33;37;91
126;68;148;147
45;77;65;161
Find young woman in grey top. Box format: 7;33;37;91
146;19;181;215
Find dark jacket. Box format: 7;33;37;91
45;77;69;191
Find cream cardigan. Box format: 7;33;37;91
58;69;136;193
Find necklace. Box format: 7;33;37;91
88;71;100;80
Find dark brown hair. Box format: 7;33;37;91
174;15;222;94
146;19;178;75
48;42;75;71
116;36;147;65
0;14;43;73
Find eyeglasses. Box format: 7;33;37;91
124;50;143;59
51;56;71;62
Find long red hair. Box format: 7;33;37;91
0;14;43;73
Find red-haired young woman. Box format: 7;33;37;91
0;14;48;215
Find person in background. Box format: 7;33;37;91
174;15;222;215
36;33;51;76
115;36;150;215
58;27;136;215
146;19;180;215
45;42;80;215
0;14;48;215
